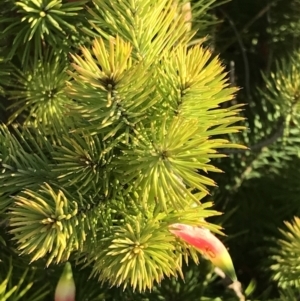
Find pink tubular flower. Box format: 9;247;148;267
55;262;76;301
169;223;237;281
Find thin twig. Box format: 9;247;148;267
220;9;251;99
220;0;280;53
222;118;285;155
242;2;275;35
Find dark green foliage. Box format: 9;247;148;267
208;0;300;299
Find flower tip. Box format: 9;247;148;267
55;262;76;301
225;267;238;282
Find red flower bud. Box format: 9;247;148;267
169;223;237;281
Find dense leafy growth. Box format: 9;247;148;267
1;0;300;300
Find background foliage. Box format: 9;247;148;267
1;0;300;300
